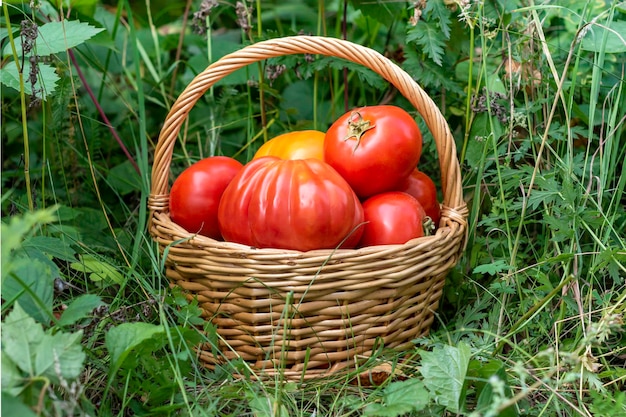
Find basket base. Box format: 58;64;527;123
195;331;430;384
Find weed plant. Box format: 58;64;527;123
1;0;625;416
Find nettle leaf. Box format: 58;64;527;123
34;329;85;382
419;342;471;413
3;20;105;57
1;303;86;384
1;303;44;377
0;61;60;99
364;378;430;417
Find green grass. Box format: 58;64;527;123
1;0;625;416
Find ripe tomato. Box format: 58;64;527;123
358;191;426;247
324;105;422;198
218;156;364;251
395;169;441;226
253;130;325;160
169;156;243;239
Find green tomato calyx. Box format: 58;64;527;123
343;111;375;152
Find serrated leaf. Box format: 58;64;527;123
407;21;447;66
2;258;54;323
0;61;60;99
22;235;76;262
3;20;105;57
70;254;124;285
1;207;58;274
1;351;24;395
1;392;39;417
105;323;165;371
364;378;430;417
34;330;85;382
423;0;452;38
1;303;45;376
57;294;104;327
473;259;510;276
1;303;86;384
419;342;471;413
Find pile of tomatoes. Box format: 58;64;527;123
169;105;441;252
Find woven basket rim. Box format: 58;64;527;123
148;34;468;254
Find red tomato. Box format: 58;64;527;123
358;191;426;247
169;156;243;239
218;156;364;251
253;130;325;160
324;105;422;198
395;169;441;226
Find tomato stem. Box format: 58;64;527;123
342;111;375;152
423;217;435;236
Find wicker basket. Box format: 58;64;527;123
148;35;468;382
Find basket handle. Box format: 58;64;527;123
149;36;465;219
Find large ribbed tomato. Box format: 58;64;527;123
324;105;422;198
218;156;364;251
169;156;243;239
395;169;441;226
253;130;325;160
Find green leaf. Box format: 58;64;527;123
364;378;430;417
1;392;38;417
469;359;519;417
22;235;77;262
70;254;125;285
419;342;471;413
423;0;452;38
107;161;142;195
2;20;105;57
0;61;60;99
34;329;85;382
105;323;165;371
248;396;290;417
581;21;626;53
1;303;45;376
349;0;406;28
1;207;59;279
473;259;510;276
2;259;54;323
310;56;386;90
407;20;447;66
57;294;104;327
1;303;86;384
1;351;24;395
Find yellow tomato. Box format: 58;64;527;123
253;130;325;161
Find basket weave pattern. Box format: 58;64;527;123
148;36;468;380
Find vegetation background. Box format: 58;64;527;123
1;0;625;416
